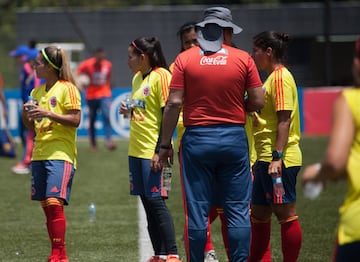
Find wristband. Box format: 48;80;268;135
160;144;171;150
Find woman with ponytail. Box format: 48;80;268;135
249;31;303;262
22;46;81;262
120;37;181;262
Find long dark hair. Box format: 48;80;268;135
253;31;290;64
130;37;168;70
177;21;196;52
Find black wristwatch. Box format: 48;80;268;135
272;150;283;161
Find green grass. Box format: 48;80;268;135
0;136;346;261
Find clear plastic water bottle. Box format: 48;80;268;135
272;173;285;200
123;95;133;119
88;202;96;222
303;181;323;200
27;96;36;110
303;163;323;200
27;96;42;121
162;162;172;191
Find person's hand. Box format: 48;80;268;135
23;102;47;121
119;101;130;115
150;153;162;172
301;163;322;187
158;147;174;168
268;159;282;176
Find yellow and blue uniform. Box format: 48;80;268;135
128;67;171;197
31;80;81;204
252;66;302;205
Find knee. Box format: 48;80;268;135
145;196;167;211
278;215;299;225
250;214;271;224
250;205;272;222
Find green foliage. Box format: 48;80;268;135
0;137;347;261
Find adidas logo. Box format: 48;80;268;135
50;186;58;193
151;186;159;193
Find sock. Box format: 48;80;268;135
280;217;302;262
248;216;271;262
49;205;66;257
262;241;272;262
42;204;52;246
45;198;66;258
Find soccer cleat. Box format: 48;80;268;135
11;162;30;175
59;257;69;262
48;255;60;262
147;256;164;262
204;250;219;262
166;255;182;262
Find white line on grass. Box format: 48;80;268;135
138;197;152;261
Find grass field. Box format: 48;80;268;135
0;136;346;261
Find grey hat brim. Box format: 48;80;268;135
197;24;224;53
197;18;243;34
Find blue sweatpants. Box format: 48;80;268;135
180;124;252;262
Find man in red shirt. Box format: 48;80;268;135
76;48;116;151
158;7;265;262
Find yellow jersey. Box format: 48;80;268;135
128;67;171;159
338;88;360;245
252;66;302;167
31;80;81;168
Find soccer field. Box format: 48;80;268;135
0;136;346;261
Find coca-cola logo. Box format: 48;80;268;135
200;55;227;65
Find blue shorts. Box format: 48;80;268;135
31;160;75;205
335;240;360;261
251;161;301;205
128;156;168;198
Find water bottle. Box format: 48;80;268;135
88;202;96;222
27;96;36;110
123;95;133;118
272;173;285;200
303;181;323;200
162;162;172;191
303;163;323;200
27;96;42;121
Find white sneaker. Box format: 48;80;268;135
11;163;30;175
204;250;218;262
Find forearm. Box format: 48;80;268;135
160;103;181;146
275;120;290;152
47;110;81;127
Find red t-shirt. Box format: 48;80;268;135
77;57;112;100
170;45;262;126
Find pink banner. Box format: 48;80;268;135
303;87;343;135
